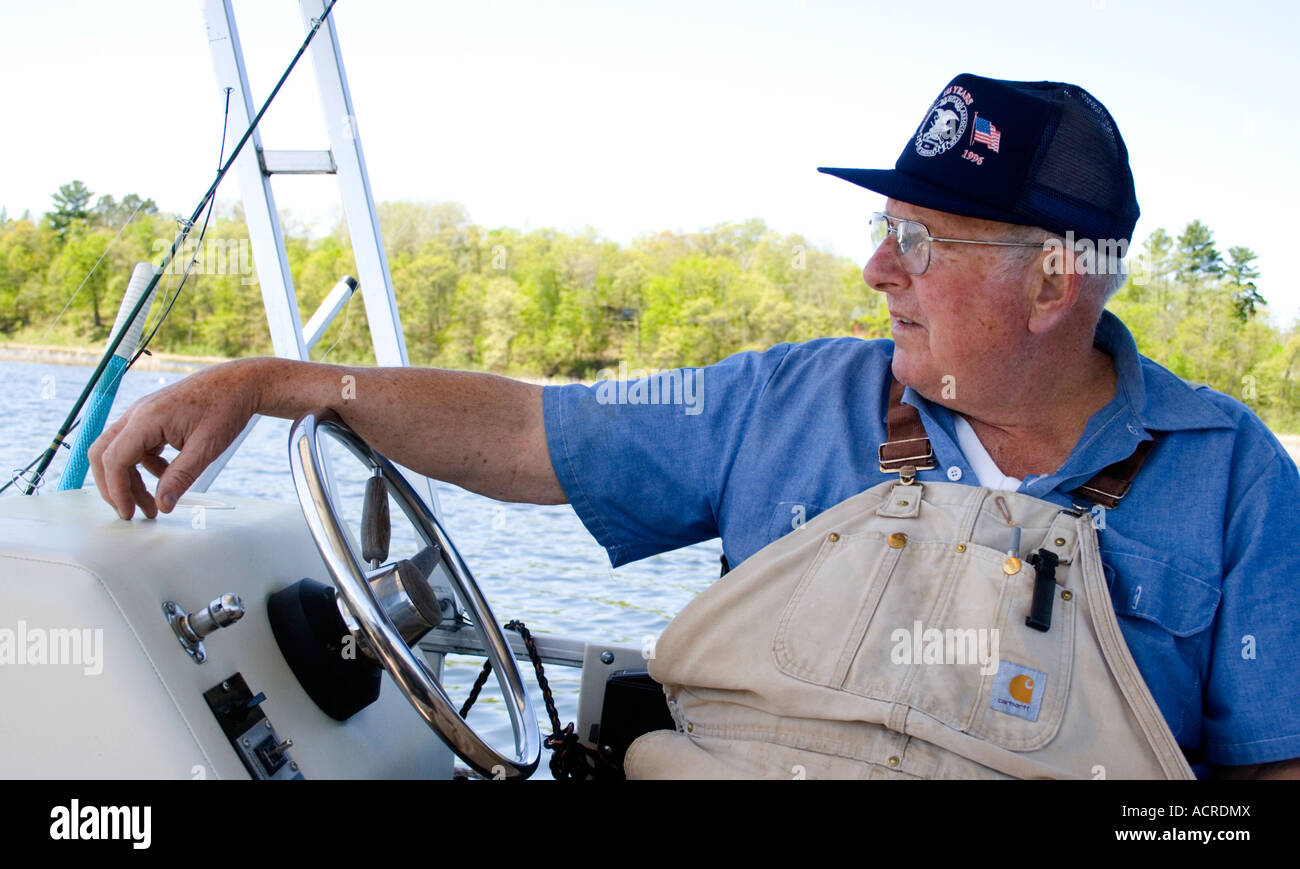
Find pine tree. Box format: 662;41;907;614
1226;246;1264;322
47;180;94;239
1175;219;1222;281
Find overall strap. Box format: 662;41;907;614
1071;440;1155;509
878;378;937;482
879;377;1155;508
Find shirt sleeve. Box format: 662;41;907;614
1202;434;1300;767
542;345;793;567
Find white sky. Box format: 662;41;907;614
2;0;1297;326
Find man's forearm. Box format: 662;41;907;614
246;357;567;505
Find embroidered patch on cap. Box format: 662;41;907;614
989;660;1046;722
914;88;971;158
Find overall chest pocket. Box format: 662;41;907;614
771;529;918;695
772;527;1076;752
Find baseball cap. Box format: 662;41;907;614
819;73;1138;243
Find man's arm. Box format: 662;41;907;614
88;357;566;520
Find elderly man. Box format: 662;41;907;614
90;74;1300;780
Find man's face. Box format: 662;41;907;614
863;199;1038;404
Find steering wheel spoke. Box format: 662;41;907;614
361;471;391;564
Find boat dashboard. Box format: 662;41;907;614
0;488;648;779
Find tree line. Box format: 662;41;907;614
1;182;1297;431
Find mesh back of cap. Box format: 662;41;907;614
1018;85;1137;241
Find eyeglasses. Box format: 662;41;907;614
869;211;1045;275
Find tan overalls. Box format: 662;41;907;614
625;383;1194;780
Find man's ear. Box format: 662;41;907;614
1026;242;1082;335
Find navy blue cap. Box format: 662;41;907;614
820;73;1138;242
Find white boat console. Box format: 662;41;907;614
0;489;453;779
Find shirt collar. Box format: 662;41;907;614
1097;310;1235;433
897;310;1235;495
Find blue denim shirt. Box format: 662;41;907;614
543;311;1300;773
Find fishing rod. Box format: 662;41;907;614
13;0;340;496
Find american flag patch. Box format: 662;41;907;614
972;115;1001;152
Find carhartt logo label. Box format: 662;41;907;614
990;660;1046;722
1009;673;1034;703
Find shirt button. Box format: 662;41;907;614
946;466;962;481
1126;422;1141;435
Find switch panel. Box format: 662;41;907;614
204;673;304;780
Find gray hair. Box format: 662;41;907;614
994;225;1126;305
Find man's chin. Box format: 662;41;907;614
889;355;949;402
889;353;925;388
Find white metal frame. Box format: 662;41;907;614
194;0;435;511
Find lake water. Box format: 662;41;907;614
0;358;721;780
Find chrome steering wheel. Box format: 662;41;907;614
288;409;541;779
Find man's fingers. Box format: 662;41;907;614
155;437;217;513
84;366;254;519
97;417;168;520
141;452;170;480
100;438;139;520
88;414;131;512
128;467;158;519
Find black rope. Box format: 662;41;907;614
458;655;493;719
461;620;623;780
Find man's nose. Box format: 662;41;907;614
862;238;909;295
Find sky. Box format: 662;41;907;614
2;0;1297;326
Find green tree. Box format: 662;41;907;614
1175;219;1222;282
46;225;113;330
92;193;159;229
1225;246;1264;322
0;217;58;332
47;180;94;239
1129;227;1173;305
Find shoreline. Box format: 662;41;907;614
4;340;1298;464
0;342;577;386
0;342;226;374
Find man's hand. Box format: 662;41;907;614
89;358;266;520
88;357;566;519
